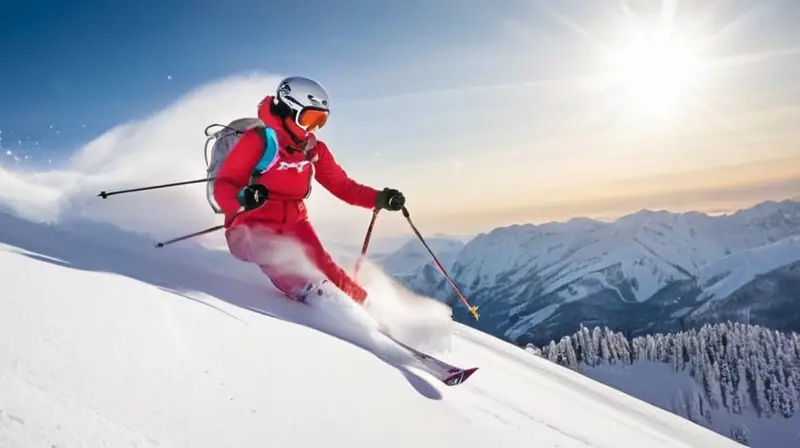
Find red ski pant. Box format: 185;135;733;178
224;219;367;304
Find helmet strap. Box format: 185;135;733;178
272;96;316;155
271;97;305;146
271;98;293;119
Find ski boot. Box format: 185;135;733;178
294;279;331;303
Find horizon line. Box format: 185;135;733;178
372;194;800;241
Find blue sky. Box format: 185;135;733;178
1;0;799;235
0;0;512;154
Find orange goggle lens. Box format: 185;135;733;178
297;108;329;131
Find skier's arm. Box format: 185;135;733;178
212;130;264;215
313;142;379;209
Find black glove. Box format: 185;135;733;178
375;187;405;211
237;184;269;210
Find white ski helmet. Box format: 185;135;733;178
273;76;330;133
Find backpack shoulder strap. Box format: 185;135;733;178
249;126;280;183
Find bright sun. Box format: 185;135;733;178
607;28;704;116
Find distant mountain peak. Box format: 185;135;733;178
387;197;800;348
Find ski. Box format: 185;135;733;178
379;330;479;386
289;286;479;386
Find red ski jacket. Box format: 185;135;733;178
213;96;380;229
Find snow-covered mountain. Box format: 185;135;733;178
378;236;466;275
385;199;800;345
0;211;740;448
695;235;800;302
688;236;800;328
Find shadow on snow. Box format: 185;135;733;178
0;211;443;400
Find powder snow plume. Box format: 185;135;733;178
227;223;456;355
0;71;455;355
0;73;286;246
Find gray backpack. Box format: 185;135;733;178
203;118;279;214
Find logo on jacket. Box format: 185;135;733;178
277;160;311;173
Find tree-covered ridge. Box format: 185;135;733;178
528;322;800;420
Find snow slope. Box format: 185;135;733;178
0;71;739;447
0;213;741;447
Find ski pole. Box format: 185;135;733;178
354;208;380;280
97;177;211;199
401;206;479;321
153;206;253;248
154;224;224;248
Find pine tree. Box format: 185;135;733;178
752;353;770;417
604;327;620;363
576;325;589;364
655;333;667;362
617;333;632;364
525;343;542;357
729;424;749;445
631;336;644;361
719;357;734;410
704;358;723;410
591;327;603;364
562;336;578;369
793;333;800;359
547;340;559;364
583;326;597;366
600;331;611;363
732;356;747;414
531;322;800;422
671;337;683;372
645;334;656;360
689;390;703;423
784;370;799;418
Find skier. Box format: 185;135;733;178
212;76;406;305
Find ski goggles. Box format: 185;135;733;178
296;107;329;132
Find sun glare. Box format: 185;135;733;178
606;26;705;117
